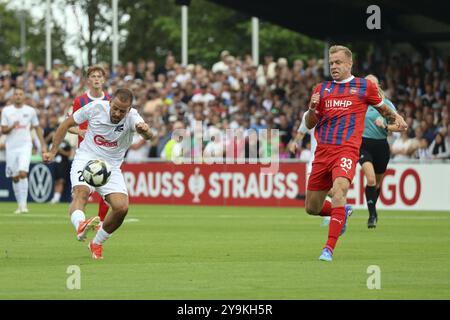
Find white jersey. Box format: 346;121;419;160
0;104;39;151
298;112;317;175
125;133;151;163
72;100;144;168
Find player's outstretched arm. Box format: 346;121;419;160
386;123;406;132
67;102;86;138
43;116;77;163
68;126;86;138
34;125;48;153
373;104;407;131
375;118;407;133
288;131;305;154
135;122;154;140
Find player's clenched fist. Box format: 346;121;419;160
288;142;296;154
396;115;408;131
42;151;55;163
309;93;320;110
135;122;153;140
135;122;149;133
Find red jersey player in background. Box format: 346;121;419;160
68;65;111;223
304;45;407;262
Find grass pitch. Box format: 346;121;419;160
0;202;449;299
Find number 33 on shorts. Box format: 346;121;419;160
340;157;353;174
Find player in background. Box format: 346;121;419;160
360;74;403;228
304;45;407;262
69;65;111;223
1;87;47;213
49;140;72;204
43;88;153;260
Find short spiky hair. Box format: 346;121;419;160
87;65;106;77
114;88;134;103
329;45;353;60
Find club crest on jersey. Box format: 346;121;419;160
94;135;118;147
114;124;124;132
350;87;358;94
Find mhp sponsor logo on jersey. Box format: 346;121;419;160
325;99;353;109
29;164;53;202
93;135;118;147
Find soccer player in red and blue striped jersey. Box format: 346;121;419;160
304;45;407;261
69;65;111;223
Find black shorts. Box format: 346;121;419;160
54;159;70;181
359;137;390;174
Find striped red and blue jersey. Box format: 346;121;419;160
313;76;383;152
72;91;111;144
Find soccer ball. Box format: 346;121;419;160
82;159;112;187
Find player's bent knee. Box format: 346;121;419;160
305;204;320;215
113;205;128;216
72;187;90;202
366;175;376;186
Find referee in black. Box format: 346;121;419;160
49;140;72;204
360;75;404;228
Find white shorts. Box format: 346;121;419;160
5;149;31;177
70;159;128;198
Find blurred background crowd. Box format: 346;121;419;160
1;47;449;163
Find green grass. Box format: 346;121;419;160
0;202;449;299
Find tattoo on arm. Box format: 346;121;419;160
375;104;397;123
305;110;318;129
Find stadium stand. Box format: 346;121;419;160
1;46;449;165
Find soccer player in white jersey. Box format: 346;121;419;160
1;87;47;213
43;88;153;260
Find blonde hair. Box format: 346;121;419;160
329;45;353;60
365;74;385;100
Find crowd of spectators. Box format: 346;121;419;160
0;46;449;163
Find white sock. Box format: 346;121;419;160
71;210;86;230
52;192;61;202
93;227;111;245
12;181;21;207
19;178;28;208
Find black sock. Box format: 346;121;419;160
365;185;378;218
375;188;381;205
